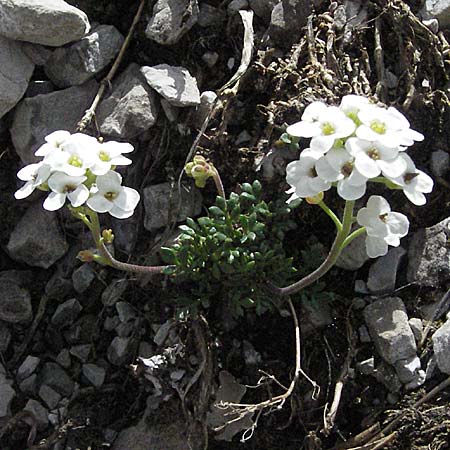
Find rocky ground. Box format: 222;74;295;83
0;0;450;449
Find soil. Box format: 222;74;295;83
1;0;450;449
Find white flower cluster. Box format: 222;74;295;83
14;131;140;219
285;95;434;258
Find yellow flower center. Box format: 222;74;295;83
367;148;380;160
68;155;83;167
99;150;111;162
309;167;318;178
63;184;76;193
322;122;335;136
370;120;386;134
379;213;388;222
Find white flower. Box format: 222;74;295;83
34;130;71;157
339;95;370;121
14;162;51;199
287;104;356;154
356;195;409;258
90;140;134;176
86;171;140;219
315;147;368;200
43;172;89;211
345;137;407;178
44;133;95;176
384;153;433;205
285;149;331;198
356;105;424;148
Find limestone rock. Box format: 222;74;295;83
7;203;68;268
0;280;32;324
11;80;98;164
0;36;35;119
407;217;450;287
38;362;74;397
146;0;199;45
364;297;416;365
0;0;90;47
420;0;450;28
96;64;159;139
0;376;15;417
45;25;124;88
432;320;450;374
367;247;406;294
141;64;200;107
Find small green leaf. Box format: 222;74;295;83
208;206;224;216
241;183;253;194
252;180;262;195
198;217;212;227
160;247;177;264
215;196;227;211
240;192;256;202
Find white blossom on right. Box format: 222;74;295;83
356;195;409;258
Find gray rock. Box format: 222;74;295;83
11;80;98;164
420;0;450;28
268;0;312;48
56;349;71;369
430;150;449;177
409;318;424;343
336;234;369;270
201;51;219;68
107;336;136;366
0;36;35;119
0;376;15;417
343;0;368;45
358;325;371;343
407;217;450;287
405;369;426;390
425;355;437;379
104;315;121;331
116;322;134;337
0;280;32;324
422;18;439;33
373;362;402;393
145;0;199;45
367;247;406;294
82;363;106;387
0;0;90;47
160;98;180;122
19;374;37;395
70;344;91;362
39;384;61;409
17;356;40;381
432;320;450;374
228;0;248;15
7;204;68;268
364;297;416;364
51;298;82;328
20;42;52;66
45;25;124;88
116;302;137;322
38;362;74;397
394;355;422;383
24;399;48;430
72;264;95;293
197;3;226;27
249;0;278;23
300;298;332;334
101;279;129;306
0;321;11;353
143;182;202;231
96;63;158;139
141;64;200;107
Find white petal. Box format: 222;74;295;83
404;188;426;206
67;185;90;207
86;194;113;213
114;186;140;211
337;179;366;200
355;125;379;142
355;153;380;178
14;181;36;199
366;195;391;215
90;161;112;176
302;102;329;121
287;121;321;138
386;212;409;237
109;205;135;219
366;235;388;258
315;157;340;182
43;192;66;211
17;163;42;181
309;135;335;153
46;130;71;145
378;156;407;178
414;171;434;193
96;171;123;192
48;172;86;193
101;141;134;156
110;155;132;167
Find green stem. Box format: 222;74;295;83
83;210;170;275
341;227;366;249
318;200;342;232
270;201;355;296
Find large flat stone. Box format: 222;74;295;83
0;36;35;119
0;0;90;46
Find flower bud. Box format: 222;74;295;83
305;192;324;205
102;229;114;244
77;250;94;262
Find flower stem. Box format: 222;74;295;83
318;200;342;232
212;168;226;198
269;201;355;296
341;226;366;249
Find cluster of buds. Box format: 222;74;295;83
184;155;217;188
284;95;433;258
14;131;140;219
